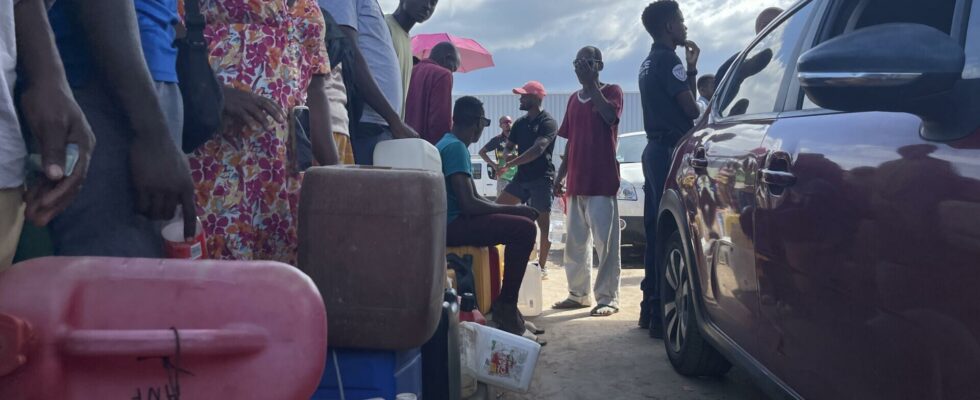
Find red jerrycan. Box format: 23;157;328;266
0;257;327;400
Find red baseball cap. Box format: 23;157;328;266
513;81;546;99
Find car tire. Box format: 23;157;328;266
660;230;732;377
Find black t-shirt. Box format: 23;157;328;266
481;134;508;159
507;110;558;182
639;43;694;146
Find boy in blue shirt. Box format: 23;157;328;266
437;96;539;336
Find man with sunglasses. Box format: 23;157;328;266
437;96;539;336
497;81;559;269
552;47;625;316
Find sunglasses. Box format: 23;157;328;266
480;117;492;127
573;58;601;67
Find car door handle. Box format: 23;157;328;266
761;169;797;187
689;157;708;169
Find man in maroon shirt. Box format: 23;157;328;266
405;42;460;144
552;46;624;317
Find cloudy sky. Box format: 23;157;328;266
378;0;798;95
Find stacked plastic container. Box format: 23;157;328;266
299;143;448;399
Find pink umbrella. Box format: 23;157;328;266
411;33;495;73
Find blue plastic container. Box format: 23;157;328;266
312;348;422;400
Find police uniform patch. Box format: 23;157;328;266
672;64;687;82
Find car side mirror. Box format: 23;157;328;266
798;23;969;140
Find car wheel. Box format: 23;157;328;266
661;230;732;377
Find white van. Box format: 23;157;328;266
470;156;498;200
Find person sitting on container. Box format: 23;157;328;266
436;96;539;335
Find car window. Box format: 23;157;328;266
471;162;482;180
966;0;980;79
617;135;645;163
719;3;816;117
799;0;959;110
853;0;956;34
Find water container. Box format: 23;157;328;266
459;322;541;393
518;263;544;317
0;257;327;400
299;166;446;350
488;247;503;303
421;289;461;400
459;293;487;325
314;348;422;400
373;138;442;172
447;247;499;315
458;294;484;399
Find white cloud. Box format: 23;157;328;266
365;0;799;93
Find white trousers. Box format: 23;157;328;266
563;196;622;306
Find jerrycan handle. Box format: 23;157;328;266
0;313;33;377
60;326;267;358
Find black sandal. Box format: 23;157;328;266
552;298;591;310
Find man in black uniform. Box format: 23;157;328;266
637;0;701;338
498;81;558;269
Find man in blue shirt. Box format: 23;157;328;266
46;0;197;257
637;0;701;338
321;0;421;165
438;96;540;336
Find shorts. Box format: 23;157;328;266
504;177;554;213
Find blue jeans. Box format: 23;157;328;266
351;122;394;165
640;140;674;322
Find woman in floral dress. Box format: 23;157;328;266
187;0;337;263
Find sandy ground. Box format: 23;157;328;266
497;250;772;400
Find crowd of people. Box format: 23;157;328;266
1;0;780;339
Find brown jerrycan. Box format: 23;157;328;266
298;165;447;350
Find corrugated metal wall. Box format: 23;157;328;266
453;91;644;157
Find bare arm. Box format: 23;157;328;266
574;60;617;126
74;0;172;144
680;40;702;120
506;136;551;167
307;74;340;166
73;0;198;237
450;174;538;219
16;0;95;226
478;147;496;170
339;26;418;138
584;83;619;126
554;141;570;196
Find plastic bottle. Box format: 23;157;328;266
458;293;487;325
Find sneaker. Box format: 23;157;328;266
540;265;549;280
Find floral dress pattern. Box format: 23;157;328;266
186;0;329;264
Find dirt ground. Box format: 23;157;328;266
498;250;772;400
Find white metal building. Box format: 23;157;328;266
453;91;645;157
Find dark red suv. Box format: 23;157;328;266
657;0;980;398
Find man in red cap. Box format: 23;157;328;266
497;81;559;270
